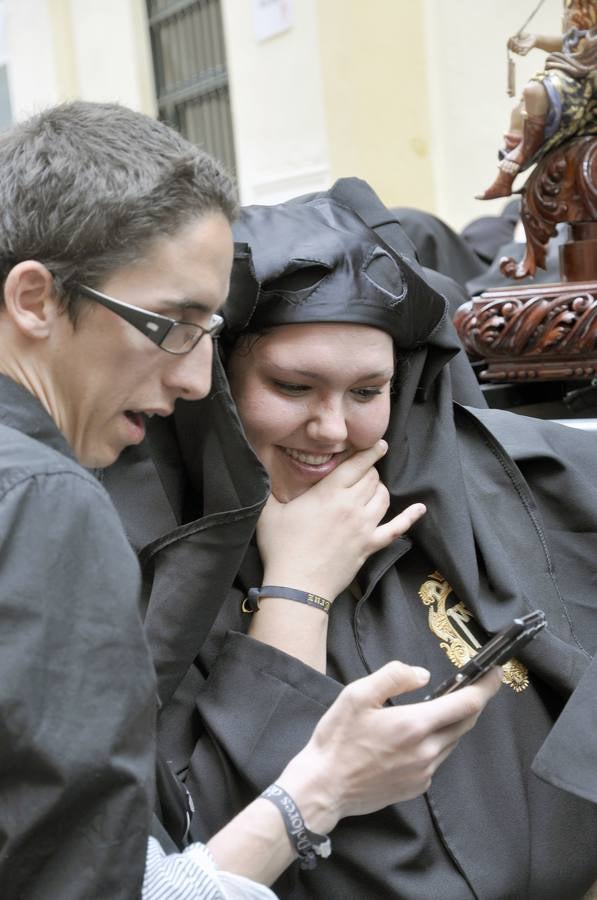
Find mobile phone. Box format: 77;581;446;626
425;609;547;700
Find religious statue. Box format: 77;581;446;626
477;0;597;201
454;1;597;395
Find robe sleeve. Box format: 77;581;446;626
532;653;597;803
0;470;156;899
194;631;342;792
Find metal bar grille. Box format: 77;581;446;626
146;0;236;173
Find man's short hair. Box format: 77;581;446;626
0;101;238;315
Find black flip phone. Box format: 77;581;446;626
425;609;547;700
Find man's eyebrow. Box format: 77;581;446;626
158;299;212;316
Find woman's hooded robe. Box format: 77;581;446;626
104;178;597;900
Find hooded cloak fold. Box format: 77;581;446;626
105;178;597;899
104;352;270;709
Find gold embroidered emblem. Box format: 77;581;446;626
418;571;529;693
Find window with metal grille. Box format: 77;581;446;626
146;0;236;173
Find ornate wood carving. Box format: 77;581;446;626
453;281;597;382
500;136;597;280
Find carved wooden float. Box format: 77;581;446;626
454;280;597;382
455;136;597;384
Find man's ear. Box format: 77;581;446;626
3;262;60;339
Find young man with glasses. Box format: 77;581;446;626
0;101;500;899
0;100;238;898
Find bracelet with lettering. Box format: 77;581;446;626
261;783;331;870
241;586;331;614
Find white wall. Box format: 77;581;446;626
221;0;332;204
5;0;61;118
4;0;156;121
68;0;156;113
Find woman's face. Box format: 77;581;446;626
228;322;394;502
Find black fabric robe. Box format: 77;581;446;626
110;374;597;900
107;365;597;899
104;182;597;900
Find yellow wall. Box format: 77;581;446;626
316;0;435;210
315;0;564;228
6;0;61;116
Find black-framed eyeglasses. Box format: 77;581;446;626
73;283;225;355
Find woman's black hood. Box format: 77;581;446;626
225;193;448;351
225;179;478;402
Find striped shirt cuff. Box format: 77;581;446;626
142;836;278;900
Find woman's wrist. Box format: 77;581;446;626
247;596;329;671
259;568;337;604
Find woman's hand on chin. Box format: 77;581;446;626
257;439;426;603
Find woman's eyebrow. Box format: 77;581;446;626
269;363;394;381
353;369;395;381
